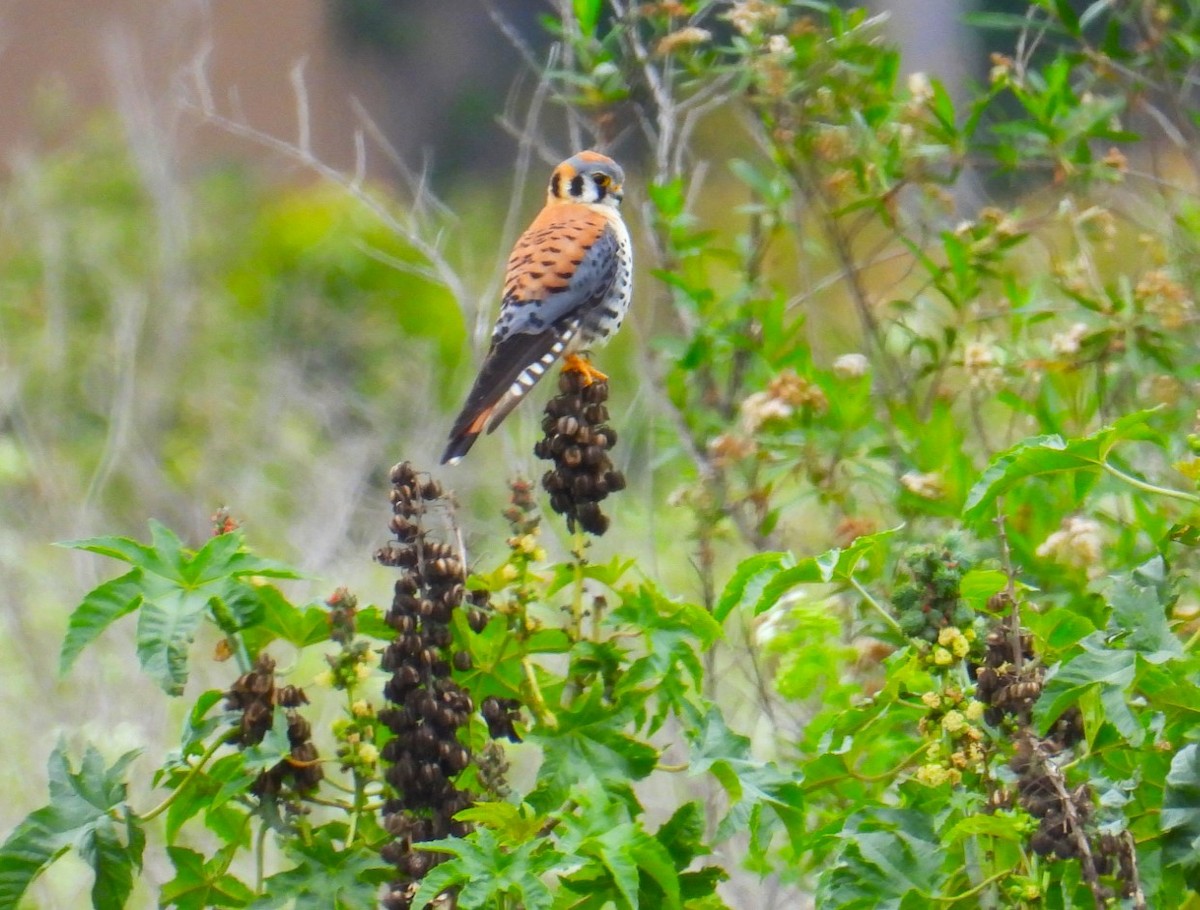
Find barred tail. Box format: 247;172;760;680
440;404;492;464
440;323;577;465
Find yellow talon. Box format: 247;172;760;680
562;353;608;385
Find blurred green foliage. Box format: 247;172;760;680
0;119;465;539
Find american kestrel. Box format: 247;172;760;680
441;150;633;465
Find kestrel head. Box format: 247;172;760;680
547;150;625;207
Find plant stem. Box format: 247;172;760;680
139;734;227;821
925;869;1009;903
1103;460;1200;503
255;820;268;894
346;770;365;845
571;525;587;641
521;657;558;728
994;501;1024;674
228;632;253;674
1184;624;1200;652
849;575;904;637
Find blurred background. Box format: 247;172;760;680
0;1;975;177
0;1;984;905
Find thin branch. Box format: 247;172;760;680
181;52;472;317
289;58;311;156
555;0;585;152
1121;830;1148;910
609;0;675;174
140;734;228;821
348;97;456;222
993;499;1024;675
1027;733;1107;907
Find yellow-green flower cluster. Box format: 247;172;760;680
333;704;380;773
506;527;547;564
914;685;987;788
926;625;975;669
315;640;379;691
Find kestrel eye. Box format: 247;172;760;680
594;174;610;186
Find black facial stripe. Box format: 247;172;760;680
593;177;607;200
551;172;562;197
570;174;585;196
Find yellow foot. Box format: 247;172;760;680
561;353;608;385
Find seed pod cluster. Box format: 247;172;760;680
224;652;323;797
481;695;523;743
1011;736;1092;860
534;370;626;536
475;741;512;801
375;462;477;910
972;626;1040;727
891;540;975;644
1009;735;1131;899
326;586;358;646
503;477;539;535
973;620;1134;897
971;624;1082;747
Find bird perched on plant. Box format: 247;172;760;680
441;150;633;465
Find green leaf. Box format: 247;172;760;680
746;529;900;616
240;711;295;777
0;743;144;910
206;753;260;812
252;587;332;649
455;802;547;843
1100;558;1182;655
612;586;719;723
1036;641;1139;742
713;552;794;622
962;409;1163;523
137;588;208;696
178;690;228;758
58;532;162;569
654;801;707;869
554;780;685;910
59;521;301;694
409;829;562;910
253;828;393;910
161;846;254;909
163;758;252;847
1163;744;1200;874
958;568;1008;612
574;0;602;35
1027;608;1097;653
546;555;636;597
944;812;1028;846
1053;0;1080;33
590;823;648;909
602;826;681;910
689;709;804;848
818;810;942;908
59;570;144;675
533;687;659;802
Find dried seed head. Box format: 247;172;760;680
535;369;626;535
378;462;477;897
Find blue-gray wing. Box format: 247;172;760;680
492;206;618;343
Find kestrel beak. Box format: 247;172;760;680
611;185;625;202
